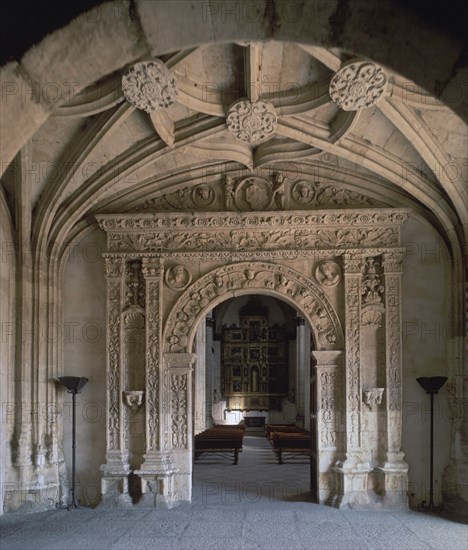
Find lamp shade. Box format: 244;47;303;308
58;376;88;392
416;376;447;394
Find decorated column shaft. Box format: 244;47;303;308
377;250;408;507
135;257;177;506
100;256;131;498
165;353;195;502
332;253;371;507
311;351;343;504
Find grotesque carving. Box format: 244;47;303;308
226;99;277;144
329;61;388;111
122;60;177;113
192;184;215;208
123;390;145;411
363;388;385;409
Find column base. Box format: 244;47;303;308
375;455;409;511
330;456;372;508
133;451;178;508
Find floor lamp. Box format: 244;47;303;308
57;376;89;510
416;376;447;513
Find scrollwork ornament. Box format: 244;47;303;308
329;61;388;111
226;99;277;144
122;60;178;113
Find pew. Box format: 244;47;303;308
194;424;245;465
269;430;311;464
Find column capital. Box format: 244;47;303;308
142;257;164;279
295;316;305;326
311;350;344;366
164;352;196;370
104;255;125;279
342;253;365;274
382;249;405;274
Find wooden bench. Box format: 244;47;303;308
270;431;311;464
194;424;245;465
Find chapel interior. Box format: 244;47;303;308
0;0;466;524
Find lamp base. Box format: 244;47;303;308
418;499;444;513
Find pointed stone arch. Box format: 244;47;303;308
163;261;344;354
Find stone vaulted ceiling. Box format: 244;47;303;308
0;13;466;272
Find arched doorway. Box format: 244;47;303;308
97;208;408;510
190;294;318;501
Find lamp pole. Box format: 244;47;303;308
56;376;88;510
416;376;447;513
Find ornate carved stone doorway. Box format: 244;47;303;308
96;208;409;509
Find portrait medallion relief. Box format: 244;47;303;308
192;184;215;208
292;181;316;205
165;265;192;291
315;261;342;287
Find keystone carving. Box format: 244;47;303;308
329;62;388;111
122;60;177;113
226;99;277;144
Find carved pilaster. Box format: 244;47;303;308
101;256;131;501
312;351;343;505
376;250;408;509
134;258;177;507
332;254;371;507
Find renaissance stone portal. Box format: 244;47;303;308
96;207;409;509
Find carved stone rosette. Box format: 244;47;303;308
329;62;388;111
226;99;277;144
122;60;177;113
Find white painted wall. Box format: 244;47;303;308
62;228;107;506
401;215;451;508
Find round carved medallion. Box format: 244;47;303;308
329;62;388;111
315;261;342;287
234;176;274;211
292;181;316;205
192;184;215;208
226;100;277;144
122;60;178;113
165;265;192;291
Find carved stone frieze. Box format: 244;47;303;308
97;210;407;254
329;62;388;111
122;60;177;113
163;262;343;353
226;99;277;144
292;180;376;208
135;177;383;213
